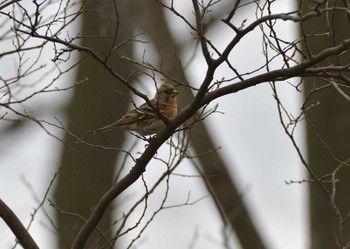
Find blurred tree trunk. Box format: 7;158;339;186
54;1;132;248
302;1;350;248
129;1;266;248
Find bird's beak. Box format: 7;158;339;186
172;90;179;96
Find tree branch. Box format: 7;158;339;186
201;37;350;107
0;199;39;249
71;31;350;249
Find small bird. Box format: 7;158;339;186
94;83;179;136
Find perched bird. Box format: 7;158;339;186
94;83;178;136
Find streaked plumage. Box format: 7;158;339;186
94;83;178;136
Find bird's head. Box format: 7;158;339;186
154;83;179;102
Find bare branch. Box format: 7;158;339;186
0;199;39;249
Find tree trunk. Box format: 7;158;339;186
129;1;267;248
302;1;350;248
54;1;132;247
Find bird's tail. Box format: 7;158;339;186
93;121;121;135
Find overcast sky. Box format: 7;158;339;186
0;1;308;248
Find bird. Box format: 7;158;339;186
94;83;179;136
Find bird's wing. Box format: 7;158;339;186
116;102;159;126
93;101;164;134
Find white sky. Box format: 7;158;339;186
0;1;309;249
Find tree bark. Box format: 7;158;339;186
54;1;132;247
129;1;267;248
302;1;350;248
